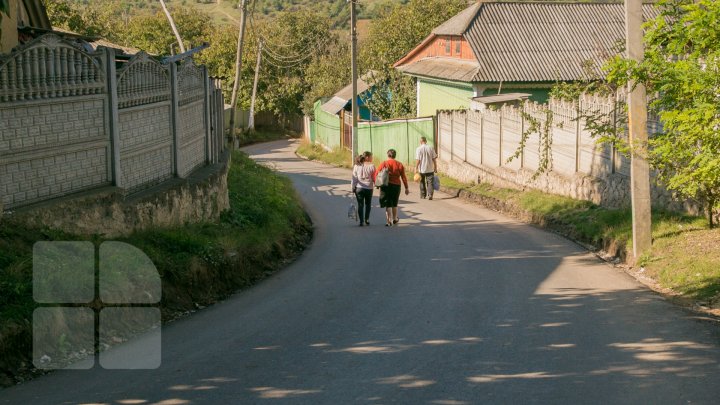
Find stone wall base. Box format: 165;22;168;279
438;158;701;215
3;151;231;238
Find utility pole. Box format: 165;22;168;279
159;0;186;54
625;0;652;259
229;0;249;146
350;0;359;157
248;40;262;132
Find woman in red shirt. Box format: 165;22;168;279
375;149;409;226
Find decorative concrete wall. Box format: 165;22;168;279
435;96;694;213
0;34;226;216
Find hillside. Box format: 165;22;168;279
62;0;409;27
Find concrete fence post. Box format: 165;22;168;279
169;62;183;178
464;112;468;162
499;109;503;167
203;67;212;165
105;47;123;189
480;113;484;166
575;101;581;173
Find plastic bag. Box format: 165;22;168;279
347;201;358;221
432;175;440;191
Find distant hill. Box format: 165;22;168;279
62;0;410;27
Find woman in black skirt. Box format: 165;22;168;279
375;149;409;226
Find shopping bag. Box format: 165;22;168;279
432;175;440;191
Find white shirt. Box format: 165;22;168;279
415;143;437;174
351;163;376;190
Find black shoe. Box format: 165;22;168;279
428;196;433;200
365;221;370;225
393;219;399;225
359;222;364;227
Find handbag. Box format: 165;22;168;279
375;167;389;188
413;172;421;182
432;175;440;191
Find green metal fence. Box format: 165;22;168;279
358;118;435;166
313;100;342;150
311;100;435;166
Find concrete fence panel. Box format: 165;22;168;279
0;35;110;209
116;52;173;192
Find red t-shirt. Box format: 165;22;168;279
376;159;408;188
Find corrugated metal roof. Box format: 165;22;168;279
397;57;480;83
320;76;372;115
465;3;659;82
432;2;482;36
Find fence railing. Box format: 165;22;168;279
0;34;226;211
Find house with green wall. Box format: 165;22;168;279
394;2;657;117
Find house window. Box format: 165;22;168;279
456;39;462;55
445;39;451;55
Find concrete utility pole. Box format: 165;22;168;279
159;0;186;53
350;0;359;157
248;40;262;132
625;0;652;259
229;0;249;146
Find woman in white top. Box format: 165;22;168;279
351;151;376;227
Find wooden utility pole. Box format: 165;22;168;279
625;0;652;259
159;0;186;54
248;40;262;132
228;0;249;145
350;0;359;157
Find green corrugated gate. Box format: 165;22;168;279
311;101;435;165
313;100;342;149
358;118;435;166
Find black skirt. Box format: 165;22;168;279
379;184;401;208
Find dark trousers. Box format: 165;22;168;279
355;188;372;222
419;172;435;198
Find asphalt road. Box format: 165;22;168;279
2;139;720;404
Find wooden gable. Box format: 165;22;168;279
396;34;475;67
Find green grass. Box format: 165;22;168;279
438;174;719;303
0;151;311;385
296;142;353;168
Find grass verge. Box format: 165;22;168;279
234;128;298;147
438;175;719;309
0;151;312;387
295;142;353;168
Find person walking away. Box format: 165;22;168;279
376;149;409;227
415;136;438;200
351;151;376;226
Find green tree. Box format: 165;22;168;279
302;40;350;115
123;7;210;55
605;0;720;227
249;10;337;118
360;0;468;119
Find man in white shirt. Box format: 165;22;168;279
415;137;438;200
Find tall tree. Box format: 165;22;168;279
158;0;186;53
605;0;720;227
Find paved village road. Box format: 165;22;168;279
2;139;720;404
